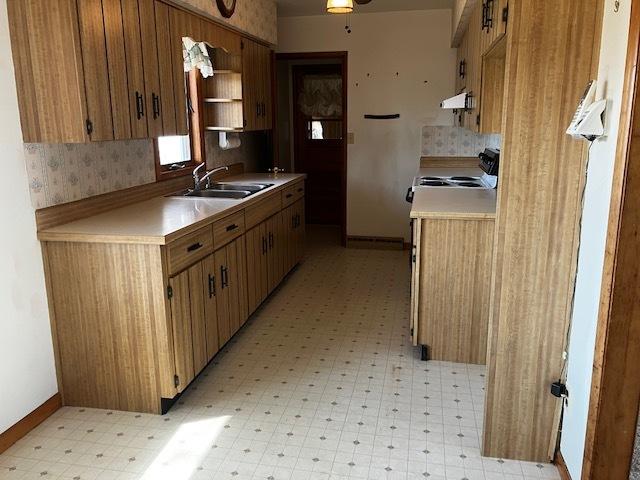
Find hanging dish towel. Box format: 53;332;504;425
182;37;214;78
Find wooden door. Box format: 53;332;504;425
258;44;273;129
246;223;269;314
168;270;195;392
187;263;208;374
214;247;231;347
201;255;220;361
293;64;345;225
169;7;202;136
121;0;149;138
226;237;249;331
154;1;177;135
243;39;259;131
102;0;131;140
138;0;164;137
77;0;114;141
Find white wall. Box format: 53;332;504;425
0;0;58;433
278;11;455;241
560;3;632;478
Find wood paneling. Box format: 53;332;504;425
45;242;173;413
482;0;604;461
77;0;114;141
166;225;214;275
7;0;88;143
0;394;62;454
582;1;640;476
414;218;494;364
34;163;244;231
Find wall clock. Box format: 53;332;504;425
216;0;237;18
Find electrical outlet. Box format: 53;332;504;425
347;132;355;144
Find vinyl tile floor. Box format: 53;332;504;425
0;227;560;480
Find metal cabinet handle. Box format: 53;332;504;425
152;93;161;119
226;224;239;232
220;266;229;288
136;91;145;120
187;242;203;252
286;193;293;199
208;274;216;298
262;236;267;254
268;232;274;249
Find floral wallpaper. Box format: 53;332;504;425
178;0;277;45
421;126;501;157
24;141;156;209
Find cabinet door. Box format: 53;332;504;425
121;0;149;138
242;39;259;131
154;1;177;135
465;3;483;132
225;237;249;333
201;255;220;361
169;7;202;136
409;219;422;346
188;263;208;374
282;206;294;274
102;0;132;140
215;247;231;346
77;0;114;141
168;270;195;392
138;0;164;137
246;223;268;314
260;44;273;130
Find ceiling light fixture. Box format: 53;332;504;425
327;0;353;14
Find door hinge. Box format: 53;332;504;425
174;374;180;388
167;285;173;299
86;119;94;136
502;4;509;23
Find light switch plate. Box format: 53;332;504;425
347;132;355;144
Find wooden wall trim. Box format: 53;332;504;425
35;163;244;231
0;394;62;454
582;0;640;478
556;452;572;480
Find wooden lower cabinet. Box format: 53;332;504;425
410;217;494;365
42;182;305;414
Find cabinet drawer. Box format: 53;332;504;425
213;211;245;249
245;192;282;229
167;226;214;275
282;181;305;208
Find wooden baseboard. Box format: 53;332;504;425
555;452;572;480
0;393;62;454
346;235;405;250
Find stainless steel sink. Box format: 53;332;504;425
211;183;274;192
181;189;252;199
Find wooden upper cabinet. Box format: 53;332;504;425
154;1;178;136
243;38;273;131
168;7;203;136
8;0;90;143
480;0;508;54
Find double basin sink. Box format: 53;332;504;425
174;182;275;199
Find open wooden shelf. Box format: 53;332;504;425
212;69;242;75
205;126;244;132
204;98;243;103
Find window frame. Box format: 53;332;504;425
153;135;198;182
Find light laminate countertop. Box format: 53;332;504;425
38;173;306;245
410;167;497;220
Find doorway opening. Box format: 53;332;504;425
274;52;348;246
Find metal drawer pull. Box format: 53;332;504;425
286;193;293;199
187;242;203;252
226;224;239;232
208;274;216;298
297;188;303;193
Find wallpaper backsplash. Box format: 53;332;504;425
24;132;269;210
24;141;157;209
178;0;277;45
422;126;501;157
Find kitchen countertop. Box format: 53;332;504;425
38;173;306;245
410;167;497;220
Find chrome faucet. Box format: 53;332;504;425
193;164;229;190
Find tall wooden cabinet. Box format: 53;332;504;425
243;38;273;131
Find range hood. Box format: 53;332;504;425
440;92;470;110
